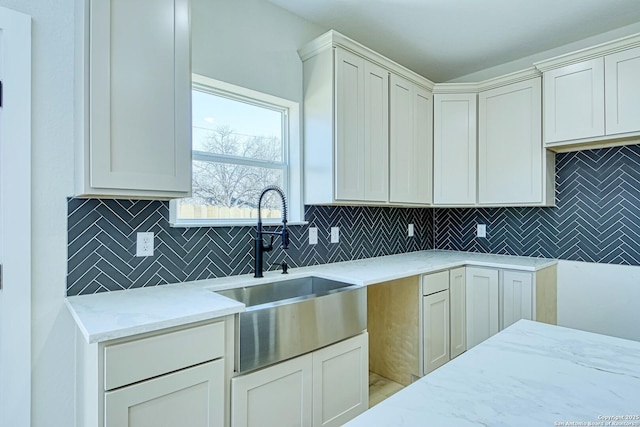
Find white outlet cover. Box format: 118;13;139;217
477;224;487;238
136;232;154;257
331;227;339;243
408;224;415;237
309;227;318;245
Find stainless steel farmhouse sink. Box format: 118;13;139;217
216;276;366;373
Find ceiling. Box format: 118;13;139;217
267;0;640;82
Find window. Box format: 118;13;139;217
170;75;302;227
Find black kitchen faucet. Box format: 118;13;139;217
254;185;289;278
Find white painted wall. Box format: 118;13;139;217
557;260;640;342
0;1;76;426
449;21;640;83
191;0;326;104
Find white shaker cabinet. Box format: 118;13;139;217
605;46;640;135
312;332;369;427
231;333;368;427
449;267;466;359
500;270;533;330
334;49;389;202
389;74;433;205
421;271;450;374
433;93;477;205
478;77;548;205
105;360;224;427
231;354;313;427
542;59;605;144
76;0;192;198
302;46;389;205
465;267;499;349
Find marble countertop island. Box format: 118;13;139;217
66;250;556;343
347;320;640;427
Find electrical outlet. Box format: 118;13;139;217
309;227;318;245
477;224;487;238
331;227;339;243
408;224;415;237
136;232;154;256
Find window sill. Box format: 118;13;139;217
169;219;308;228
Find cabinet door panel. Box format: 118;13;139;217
501;271;533;330
335;48;365;201
363;62;389;202
465;267;499;349
105;359;224;427
90;0;191;193
478;78;542;204
390;75;432;205
543;59;605;143
312;333;369;427
433;94;477;205
605;46;640;135
231;354;312;427
449;267;466;359
423;291;450;374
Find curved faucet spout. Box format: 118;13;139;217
254;185;289;278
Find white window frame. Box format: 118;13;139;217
170;74;304;227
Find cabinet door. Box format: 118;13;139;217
501;271;533;330
363;61;389;202
478;78;542;204
433;93;477;205
423;291;450;374
465;267;499;349
390;75;433;205
449;267;466;359
312;333;369;427
605;46;640;135
335;48;365;201
89;0;191;194
543;59;605;143
231;354;312;427
105;359;224;427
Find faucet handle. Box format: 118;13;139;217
281;261;288;274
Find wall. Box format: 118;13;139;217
0;0;76;426
449;21;640;82
67;201;432;295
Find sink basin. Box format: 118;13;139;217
216;276;366;373
216;276;357;308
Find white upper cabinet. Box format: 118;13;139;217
478;77;546;205
542;59;605;144
389;74;433;205
77;0;192;198
605;46;640;135
433;93;477;205
300;30;434;207
536;34;640;150
333;49;389;202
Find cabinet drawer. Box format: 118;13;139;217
104;321;224;391
422;271;449;295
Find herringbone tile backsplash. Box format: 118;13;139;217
435;144;640;264
67;203;432;295
67;144;640;296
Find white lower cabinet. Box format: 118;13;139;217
501;270;534;330
423;290;450;374
231;354;313;427
312;333;369;427
231;333;368;427
105;360;224;427
449;267;466;359
465;267;499;349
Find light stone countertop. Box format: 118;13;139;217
346;319;640;426
66;250;557;344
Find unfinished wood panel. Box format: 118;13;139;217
367;277;419;386
536;265;558;325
